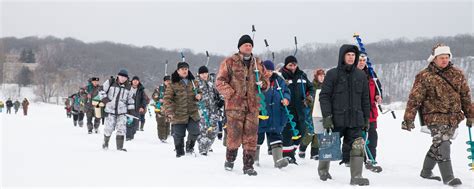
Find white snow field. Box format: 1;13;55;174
1;103;473;188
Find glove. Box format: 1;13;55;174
322;115;334;129
256;81;263;88
362;120;370;131
128;110;136;116
126;117;133;125
206;126;216;134
467;118;473;128
217;133;223;140
401;120;415;131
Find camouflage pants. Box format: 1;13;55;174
197;124;218;154
225;110;258;151
104;114;127;137
156;114;170;140
427;125;455;162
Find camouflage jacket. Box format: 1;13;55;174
404;62;473;127
163;70;201;124
197;77;223;126
215;53;269;114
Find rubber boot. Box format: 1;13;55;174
175;144;185;158
243;149;257;176
254;146;260;166
438;160;462;186
318;160;332;181
225;148;237;171
102;135;110;149
116;135;127;152
140;121;145;131
350;157;369;186
272;144;289;168
420;155;441;181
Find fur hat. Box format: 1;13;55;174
427;44;452;63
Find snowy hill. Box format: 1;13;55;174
1;103;473;188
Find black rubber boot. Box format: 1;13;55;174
116;135;127;152
175;144;185;158
102;135;110;150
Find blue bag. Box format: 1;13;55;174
317;130;342;161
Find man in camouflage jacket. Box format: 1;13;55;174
163;62;202;158
402;44;473;186
152;75;171;142
196;65;222;155
216;34;269;176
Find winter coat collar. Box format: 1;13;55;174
428;62;453;74
171;70;195;83
281;67;305;80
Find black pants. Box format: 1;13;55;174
257;132;283;146
73;112;85;122
282;118;306;158
171;118;200;147
367;122;378;160
126;116;139;139
336;126;363;163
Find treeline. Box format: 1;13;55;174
1;34;473;102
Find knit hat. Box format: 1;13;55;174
238;35;254;49
177;62;189;69
284;55;298;66
118;69;128;78
263;60;275;71
427;44;452;63
198;66;209;74
163;75;171;81
131;76;140;81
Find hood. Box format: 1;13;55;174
337;44;360;72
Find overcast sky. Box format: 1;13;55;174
1;0;473;55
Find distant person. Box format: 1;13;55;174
22;98;30;116
6;98;13;114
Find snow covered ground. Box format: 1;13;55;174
1;103;473;188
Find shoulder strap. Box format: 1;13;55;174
105;78;115;94
432;70;459;94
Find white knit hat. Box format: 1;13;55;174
427;46;452;63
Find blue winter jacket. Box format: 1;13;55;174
258;74;291;133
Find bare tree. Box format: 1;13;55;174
34;44;64;102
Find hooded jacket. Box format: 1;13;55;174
319;44;370;128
